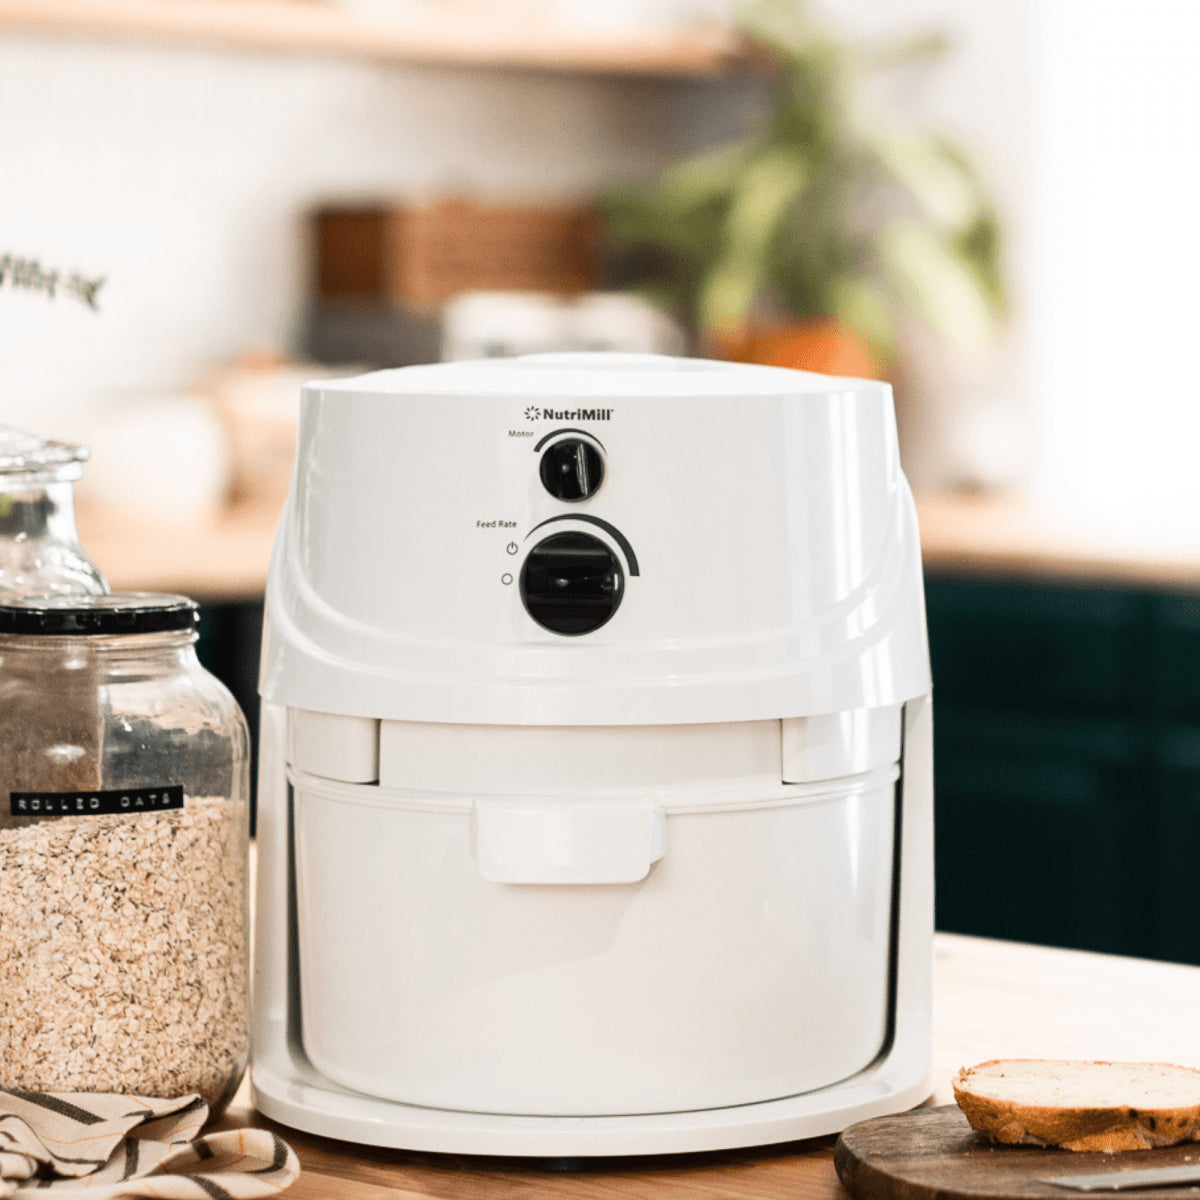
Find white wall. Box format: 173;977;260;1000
0;32;749;439
1027;0;1200;533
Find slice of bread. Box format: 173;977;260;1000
953;1059;1200;1151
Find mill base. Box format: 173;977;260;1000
250;1046;931;1158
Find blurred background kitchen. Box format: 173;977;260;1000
3;0;1199;963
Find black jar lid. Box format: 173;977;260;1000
0;593;200;635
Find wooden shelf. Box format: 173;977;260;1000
0;0;749;76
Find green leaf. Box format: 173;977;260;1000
697;145;813;333
601;140;758;284
877;219;999;354
864;29;951;71
725;145;811;254
955;211;1007;314
652;138;756;216
829;276;897;365
735;0;827;58
697;259;764;332
863;122;986;231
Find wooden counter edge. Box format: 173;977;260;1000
77;498;282;601
917;491;1200;589
77;490;1200;600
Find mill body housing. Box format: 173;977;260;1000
251;352;934;1155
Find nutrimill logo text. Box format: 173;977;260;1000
524;406;613;421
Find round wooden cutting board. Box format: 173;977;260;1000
835;1106;1200;1200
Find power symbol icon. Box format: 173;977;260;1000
505;542;519;555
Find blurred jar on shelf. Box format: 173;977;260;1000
441;290;684;361
77;391;232;527
570;292;686;355
440;291;569;361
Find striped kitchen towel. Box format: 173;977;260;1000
0;1090;299;1198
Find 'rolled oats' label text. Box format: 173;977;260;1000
9;786;184;817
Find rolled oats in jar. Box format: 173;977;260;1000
0;594;249;1116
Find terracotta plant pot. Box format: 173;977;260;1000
712;318;881;379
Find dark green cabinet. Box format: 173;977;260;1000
926;575;1200;965
195;599;265;830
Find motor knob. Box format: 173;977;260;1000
539;437;604;502
520;530;623;635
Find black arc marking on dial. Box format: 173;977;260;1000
533;427;607;453
525;513;639;576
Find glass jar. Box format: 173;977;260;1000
0;424;107;598
0;594;249;1115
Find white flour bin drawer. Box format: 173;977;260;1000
290;765;898;1117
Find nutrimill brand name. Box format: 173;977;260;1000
524;405;613;422
9;785;185;818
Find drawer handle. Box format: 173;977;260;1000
472;798;665;885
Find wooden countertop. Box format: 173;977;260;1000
218;933;1200;1198
78;498;283;602
916;492;1200;590
81;491;1200;600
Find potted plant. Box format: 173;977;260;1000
602;0;1006;377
